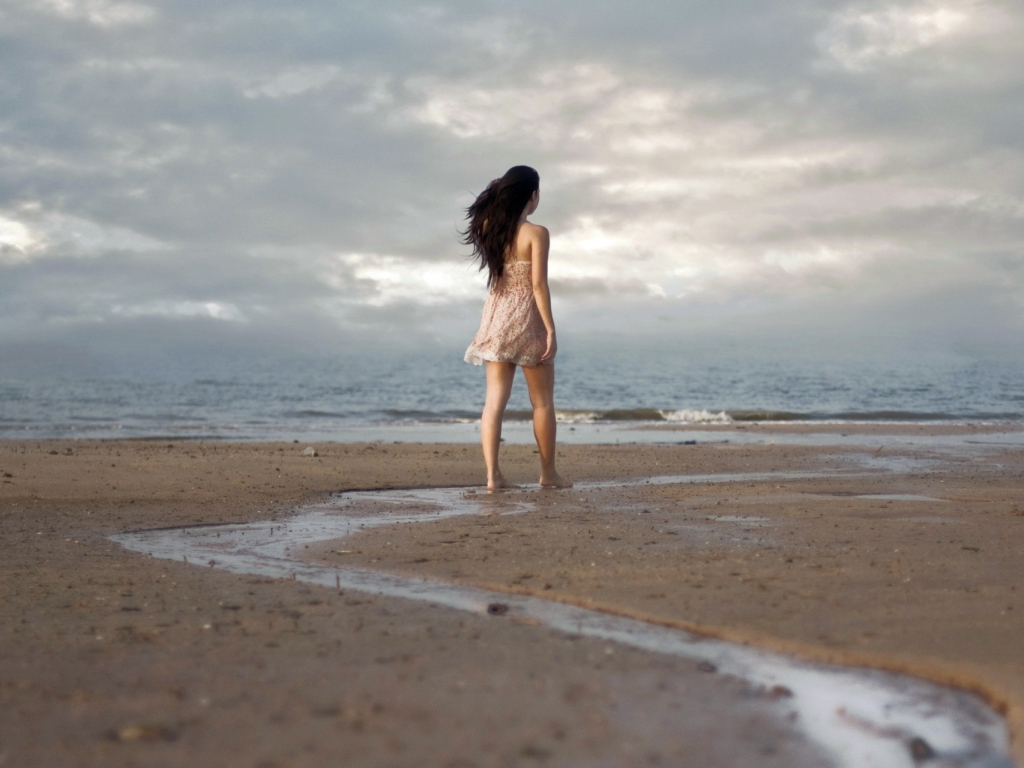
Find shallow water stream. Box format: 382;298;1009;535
111;467;1015;768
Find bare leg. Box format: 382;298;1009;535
481;361;516;490
522;363;573;488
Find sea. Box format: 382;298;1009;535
1;350;1022;444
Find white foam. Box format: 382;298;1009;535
660;408;733;424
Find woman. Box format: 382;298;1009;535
464;165;572;491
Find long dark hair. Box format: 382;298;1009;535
462;165;540;288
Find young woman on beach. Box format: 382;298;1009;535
463;165;573;491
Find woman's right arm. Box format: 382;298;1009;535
530;225;558;362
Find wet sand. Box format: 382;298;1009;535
2;429;1023;766
641;421;1024;436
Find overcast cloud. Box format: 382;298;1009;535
1;0;1022;369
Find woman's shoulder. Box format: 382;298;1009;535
520;221;549;240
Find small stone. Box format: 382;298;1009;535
909;737;935;760
697;661;717;673
520;744;551;759
302;447;318;457
109;723;178;742
487;603;509;615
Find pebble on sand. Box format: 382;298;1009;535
108;723;178;743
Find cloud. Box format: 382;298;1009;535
815;0;1013;72
817;0;974;70
1;0;1023;369
243;65;343;100
0;216;39;258
0;204;166;264
28;0;155;27
330;252;481;306
110;299;245;321
408;63;622;142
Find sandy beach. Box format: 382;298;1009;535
2;426;1023;766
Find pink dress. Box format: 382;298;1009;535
464;261;549;367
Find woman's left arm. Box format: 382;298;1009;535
530;226;558;362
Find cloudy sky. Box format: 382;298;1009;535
1;0;1022;370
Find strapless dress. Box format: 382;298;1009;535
464;261;548;367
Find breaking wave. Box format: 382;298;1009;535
472;408;1018;424
660;409;733;424
505;408;732;423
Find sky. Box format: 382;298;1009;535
1;0;1023;373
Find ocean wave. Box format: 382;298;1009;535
382;409;480;423
555;410;601;423
281;409;354;419
728;411;805;422
509;409;670;423
121;412;209;423
517;408;732;423
660;409;733;424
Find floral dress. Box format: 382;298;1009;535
464;261;548;367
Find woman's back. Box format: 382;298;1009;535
508;221;545;264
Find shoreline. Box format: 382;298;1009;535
2;429;1022;766
2;418;1021;446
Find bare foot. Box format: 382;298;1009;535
486;474;518;492
539;472;573;489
